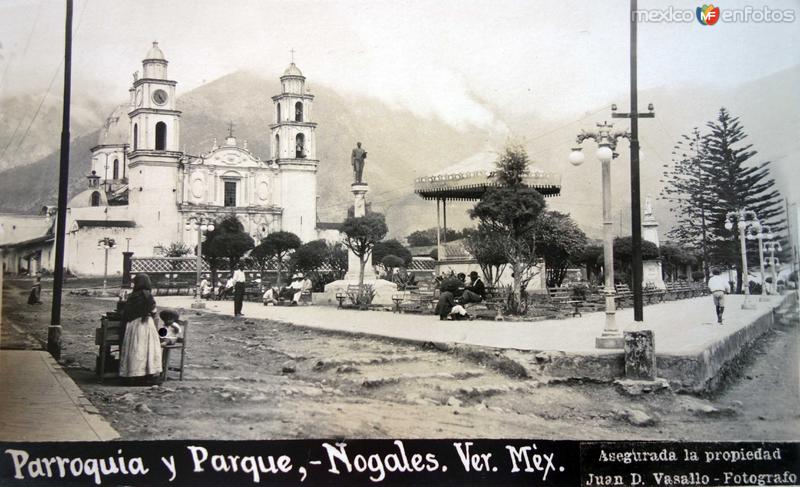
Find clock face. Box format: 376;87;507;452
152;89;168;105
135;88;143;107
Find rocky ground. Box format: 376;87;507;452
2;278;798;441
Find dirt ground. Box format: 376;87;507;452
2;277;798;441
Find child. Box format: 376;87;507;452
158;309;183;345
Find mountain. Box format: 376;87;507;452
0;92;108;172
0;70;490;236
0;65;797;241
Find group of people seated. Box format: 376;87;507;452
196;274;240;301
434;271;486;320
263;273;313;306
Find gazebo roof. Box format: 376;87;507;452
414;169;561;201
414;151;561;201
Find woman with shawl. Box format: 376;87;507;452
119;273;162;384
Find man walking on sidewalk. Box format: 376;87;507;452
232;264;247;317
708;267;730;324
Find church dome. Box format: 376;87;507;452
145;41;166;61
282;62;303;77
96;105;129;146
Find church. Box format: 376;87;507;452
62;42;324;276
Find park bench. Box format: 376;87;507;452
335;284;362;309
642;284;666;304
244;283;263;302
593;285;631;308
547;286;582;317
399;286;437;314
153;281;193;296
665;282;692;300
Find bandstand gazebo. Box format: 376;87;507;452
413;152;562;276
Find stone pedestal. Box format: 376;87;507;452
322;181;397;305
643;260;666;289
624;330;656;380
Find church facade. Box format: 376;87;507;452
63;42;322;276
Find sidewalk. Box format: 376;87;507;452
0;350;119;441
158;294;783;355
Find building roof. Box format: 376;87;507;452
409;257;436;271
282;62;303;77
145;41;165;61
75;220;136;229
408;245;437;257
316;222;343;231
0;234;54;250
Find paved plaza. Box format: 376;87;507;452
157;294;784;356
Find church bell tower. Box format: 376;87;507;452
126;42;183;253
270;62;319;242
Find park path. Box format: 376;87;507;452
158;294;783;355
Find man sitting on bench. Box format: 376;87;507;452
460;271;485;304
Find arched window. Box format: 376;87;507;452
275;134;280;159
295;101;303;122
112;159;119;180
155;122;167;151
90;191;101;207
295;133;305;158
277;103;281;122
133;124;138;151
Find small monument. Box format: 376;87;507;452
319;144;397;305
642;196;666;290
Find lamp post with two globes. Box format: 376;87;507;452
746;224;773;301
185;218;215;309
97;237;116;293
569;121;631;349
763;241;782;295
724;209;759;310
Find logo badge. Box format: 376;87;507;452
696;4;721;25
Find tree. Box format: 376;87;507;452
379;255;405;280
252;231;301;286
203;216;254;281
290;239;329;285
534;211;587;287
326;242;348;280
613;236;659;283
462;225;508;286
406;227;470;247
340;212;388;287
660;242;699;281
697;108;785;292
469;145;546;314
576;244;603;284
160;241;192;257
372;239;412;267
660;128;711;279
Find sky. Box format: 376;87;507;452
1;0;798;131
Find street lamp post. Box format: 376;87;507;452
724;209;759;310
747;224;773;302
97;237;116;293
570;121;631;349
763;241;782;295
185;218;214;309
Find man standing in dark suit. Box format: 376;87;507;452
232;264;247;317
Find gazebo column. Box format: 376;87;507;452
436;198;442;264
442;198;448;252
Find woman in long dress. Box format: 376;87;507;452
119;273;162;384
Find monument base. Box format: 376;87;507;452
595;334;624;349
320;278;398;306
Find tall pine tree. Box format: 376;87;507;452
697;108;785;292
660;127;711;279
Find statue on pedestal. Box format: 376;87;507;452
351;142;367;184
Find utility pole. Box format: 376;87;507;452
611;0;655;323
48;0;73;360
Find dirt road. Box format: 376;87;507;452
2;278;798;441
